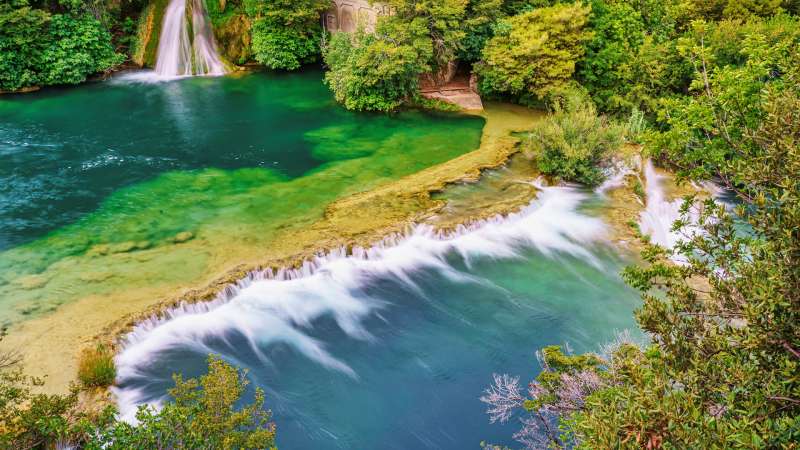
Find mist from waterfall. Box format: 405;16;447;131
154;0;226;77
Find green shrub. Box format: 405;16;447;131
93;355;277;449
476;2;592;104
247;0;329;70
524;93;623;187
0;1;123;92
323;19;432;111
77;344;116;388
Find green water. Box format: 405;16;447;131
0;70;484;326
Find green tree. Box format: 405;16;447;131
475;1;592;105
93;355;276;449
323;18;433;111
384;0;469;71
0;1;49;91
578;0;646;113
0;0;122;92
458;0;505;63
39;13;124;85
247;0;330;70
483;12;800;449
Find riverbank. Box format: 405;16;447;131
1;101;541;394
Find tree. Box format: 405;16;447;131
323;18;433;111
92;355;276;449
248;0;330;70
458;0;505;63
0;354;276;449
0;0;122;92
475;2;592;105
577;0;646;113
482;12;800;448
384;0;469;71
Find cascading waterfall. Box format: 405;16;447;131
154;0;226;77
638;159;684;250
112;183;610;422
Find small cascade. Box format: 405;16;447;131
154;0;226;77
638;159;684;250
112;184;609;422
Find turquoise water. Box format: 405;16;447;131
2;71;640;448
0;70;484;325
114;185;641;448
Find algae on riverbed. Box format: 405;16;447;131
0;72;540;393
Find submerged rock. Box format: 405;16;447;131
173;231;195;243
14;274;49;290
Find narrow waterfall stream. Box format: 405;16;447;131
155;0;226;76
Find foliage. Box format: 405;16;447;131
484;8;800;448
0;1;49;91
0;366;116;449
323;19;433;111
476;1;592;105
0;353;275;449
384;0;469;71
480;345;607;449
247;0;329;70
458;0;505;63
93;355;276;449
39;13;124;85
77;344;116;388
522;92;623;186
0;0;123;92
577;0;646;113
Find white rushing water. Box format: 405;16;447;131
112;184;610;421
154;0;226;77
638;159;684;250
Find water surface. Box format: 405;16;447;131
115;185;641;449
0;70;484;325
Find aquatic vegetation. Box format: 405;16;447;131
77;344;117;388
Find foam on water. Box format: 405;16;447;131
638;159;688;251
113;184;608;421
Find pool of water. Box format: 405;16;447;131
114;185;641;449
0;70;484;325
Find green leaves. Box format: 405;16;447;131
323;17;433;111
476;1;592;104
523;92;624;186
0;6;122;91
248;0;329;70
91;355;277;449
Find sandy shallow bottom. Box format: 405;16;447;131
1;102;543;393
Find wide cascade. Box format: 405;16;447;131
154;0;226;76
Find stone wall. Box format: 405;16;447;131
324;0;390;33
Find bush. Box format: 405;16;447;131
77;344;116;388
323;19;432;111
94;355;277;449
247;0;330;70
524;93;623;187
0;1;123;92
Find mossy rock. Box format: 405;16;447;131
212;12;252;64
136;0;171;67
173;231;195;243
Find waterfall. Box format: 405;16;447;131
112;184;609;422
638;159;683;250
154;0;226;77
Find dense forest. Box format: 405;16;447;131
1;0;798;448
